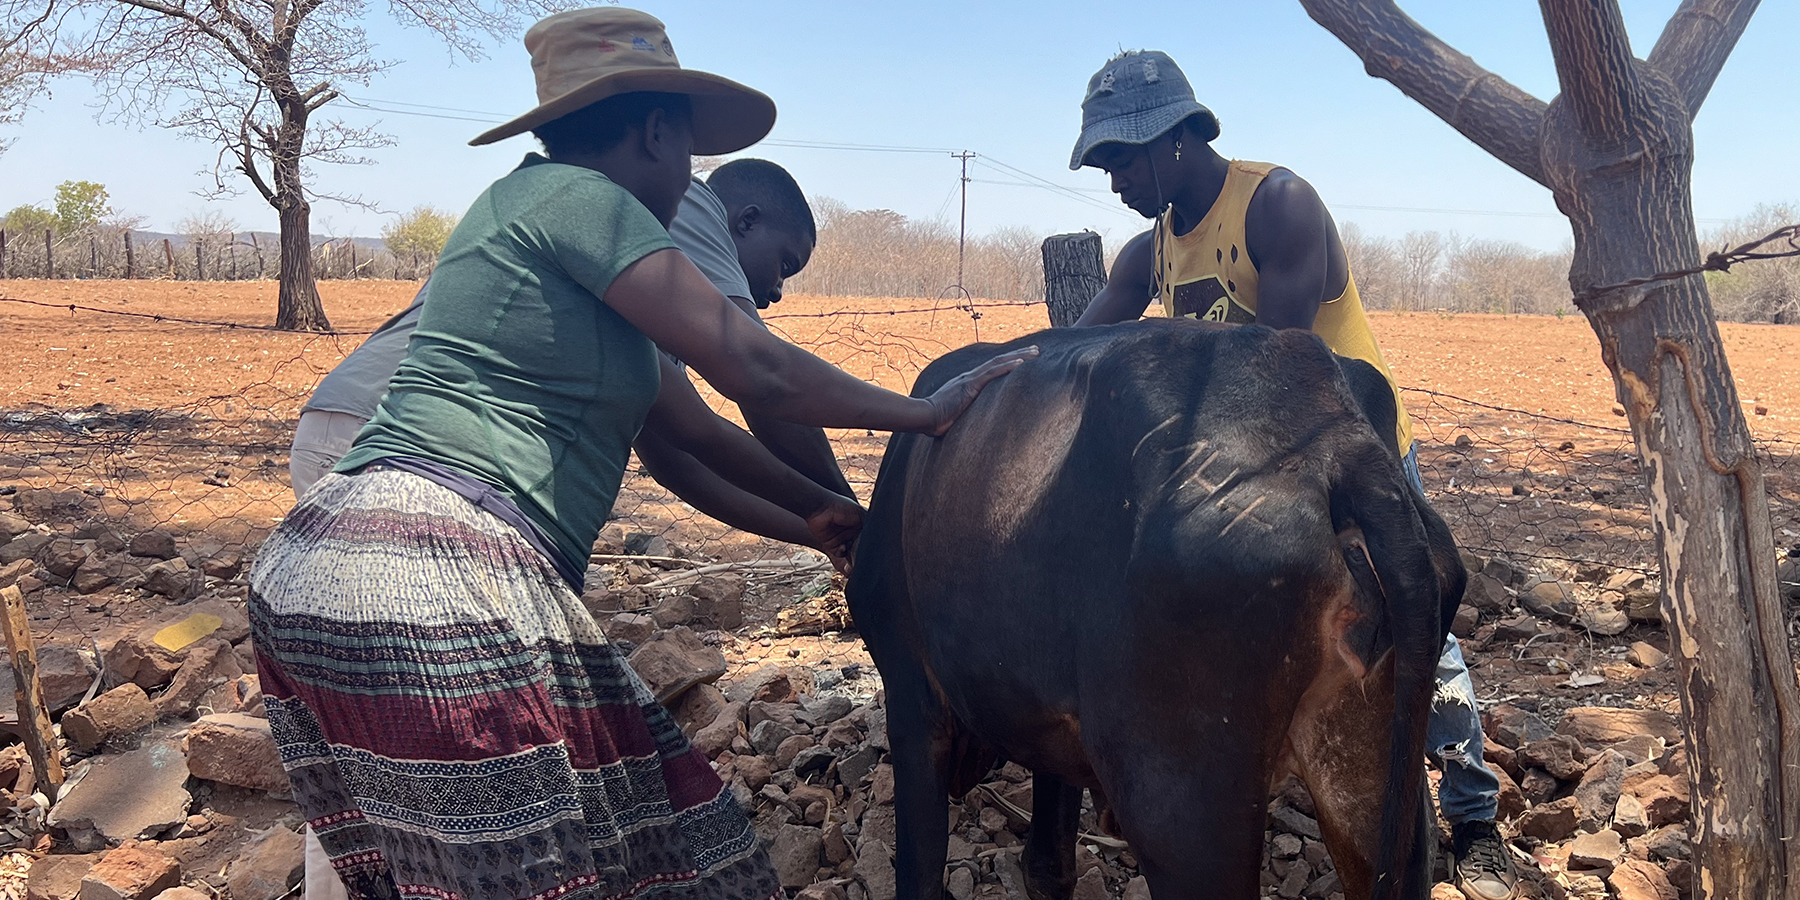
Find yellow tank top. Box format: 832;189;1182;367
1154;160;1413;452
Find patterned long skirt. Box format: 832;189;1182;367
249;469;779;900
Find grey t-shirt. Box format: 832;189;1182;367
672;177;753;304
301;178;752;418
301;281;427;419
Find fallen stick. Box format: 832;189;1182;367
975;782;1130;850
642;558;829;591
0;585;64;797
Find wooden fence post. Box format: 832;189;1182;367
163;238;175;278
348;240;357;279
44;229;53;279
195;240;205;280
1041;231;1107;328
1;584;65;796
124;231;134;279
1;229;8;278
89;234;98;278
228;236;238;280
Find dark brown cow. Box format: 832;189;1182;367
846;320;1464;900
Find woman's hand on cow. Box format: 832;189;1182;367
806;493;865;575
920;347;1039;437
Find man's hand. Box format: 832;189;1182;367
921;347;1038;436
806;493;865;575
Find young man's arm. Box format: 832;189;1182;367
1243;169;1338;331
1075;229;1157;326
723;295;857;498
637;353;863;564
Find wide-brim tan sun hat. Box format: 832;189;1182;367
470;7;775;155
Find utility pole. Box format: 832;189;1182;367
951;150;975;303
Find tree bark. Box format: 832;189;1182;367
1042;231;1107;328
275;192;330;330
1301;1;1797;895
1538;4;1798;896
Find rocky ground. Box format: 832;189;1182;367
0;483;1794;900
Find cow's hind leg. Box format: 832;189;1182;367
1020;773;1081;900
1290;663;1432;900
1094;739;1271;900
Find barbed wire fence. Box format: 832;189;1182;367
0;288;1795;657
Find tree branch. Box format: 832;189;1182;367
237;133;276;203
109;0;262;74
1647;0;1761;118
1538;0;1653;146
1299;0;1550;186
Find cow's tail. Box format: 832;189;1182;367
1339;450;1441;900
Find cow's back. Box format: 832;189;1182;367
849;320;1393;778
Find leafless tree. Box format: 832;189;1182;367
8;0;559;329
1302;0;1798;894
1397;229;1444;311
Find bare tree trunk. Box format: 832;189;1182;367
1538;4;1798;894
1042;231;1106;328
275;197;330;330
1299;1;1796;894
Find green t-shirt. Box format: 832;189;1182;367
337;155;676;570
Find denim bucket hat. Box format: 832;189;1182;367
1069;51;1215;170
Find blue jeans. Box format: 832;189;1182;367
1403;444;1501;825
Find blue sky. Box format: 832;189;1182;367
2;1;1795;251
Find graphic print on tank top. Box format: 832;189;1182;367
1165;226;1256;324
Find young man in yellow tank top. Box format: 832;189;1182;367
1069;50;1517;900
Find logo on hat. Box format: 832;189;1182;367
660;38;673;57
597;38;615;51
632;35;653;51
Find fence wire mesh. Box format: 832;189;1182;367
0;283;1796;656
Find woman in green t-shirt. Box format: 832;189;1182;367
249;10;1034;900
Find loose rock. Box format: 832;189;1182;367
767;824;824;889
126;531;178;561
151;638;244;720
855;838;897;900
1608;858;1678;900
1614;793;1651;837
627;626;727;704
26;853;102;900
140;558;196;599
1574;749;1627;828
1557;707;1682;747
1519;734;1587;780
47;737;192;851
62;684;155;753
225;827;305;900
1627;642;1668;669
185;713;289;793
604;613;655;647
78;843;181;900
1516;796;1581;842
1568;829;1624;871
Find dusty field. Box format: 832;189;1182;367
0;279;1797;899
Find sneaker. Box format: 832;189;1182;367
1451;820;1519;900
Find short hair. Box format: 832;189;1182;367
706;158;816;243
1180;110;1222;143
533;92;693;158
